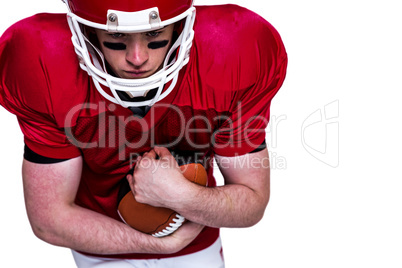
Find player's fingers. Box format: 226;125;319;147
154;147;178;168
153;147;172;159
137;152;156;169
143;149;157;159
133;156;143;172
134;156;142;166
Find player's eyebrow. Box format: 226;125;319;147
102;26;171;51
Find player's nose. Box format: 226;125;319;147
125;40;149;67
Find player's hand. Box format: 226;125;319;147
159;221;205;254
127;147;192;209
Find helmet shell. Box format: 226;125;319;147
67;0;193;24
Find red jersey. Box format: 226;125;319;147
0;4;287;259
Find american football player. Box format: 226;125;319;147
0;0;287;266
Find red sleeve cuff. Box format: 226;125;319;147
24;138;81;160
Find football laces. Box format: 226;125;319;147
152;214;186;238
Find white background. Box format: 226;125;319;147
1;0;401;267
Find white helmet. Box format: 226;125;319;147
64;0;196;108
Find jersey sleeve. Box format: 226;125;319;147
211;5;288;156
0;15;82;159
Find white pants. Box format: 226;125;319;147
72;237;225;268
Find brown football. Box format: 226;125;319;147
117;163;208;237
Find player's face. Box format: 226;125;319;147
95;25;175;79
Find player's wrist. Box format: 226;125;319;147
128;231;177;255
171;181;203;217
158;221;205;254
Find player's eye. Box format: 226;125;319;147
146;31;162;38
109;33;125;39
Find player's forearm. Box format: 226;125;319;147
22;157;180;256
28;202;170;255
175;150;270;228
130;147;270;229
176;183;269;228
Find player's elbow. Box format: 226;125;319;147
237;208;266;228
248;206;267;227
29;218;63;246
30;222;50;242
27;210;67;247
247;192;270;227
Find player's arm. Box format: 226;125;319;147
22;156;203;255
131;147;270;228
180;148;270;228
